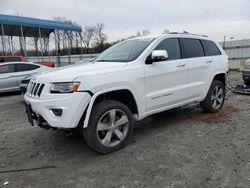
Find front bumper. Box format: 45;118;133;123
24;92;91;129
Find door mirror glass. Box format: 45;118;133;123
151;50;168;62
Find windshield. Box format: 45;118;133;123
94;38;155;63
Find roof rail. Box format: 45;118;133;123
169;31;208;37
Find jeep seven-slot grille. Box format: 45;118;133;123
27;82;44;97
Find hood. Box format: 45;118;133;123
33;62;127;83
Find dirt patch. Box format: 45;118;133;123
239;96;250;103
1;71;250;187
187;105;240;124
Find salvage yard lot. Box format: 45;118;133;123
0;71;250;187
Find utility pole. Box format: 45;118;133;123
223;35;226;49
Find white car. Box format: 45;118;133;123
25;33;229;153
0;62;50;93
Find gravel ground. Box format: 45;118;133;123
0;71;250;188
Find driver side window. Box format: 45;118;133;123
155;38;181;60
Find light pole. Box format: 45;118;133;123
223;36;234;49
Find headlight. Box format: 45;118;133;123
50;82;80;93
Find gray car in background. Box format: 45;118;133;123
0;62;50;93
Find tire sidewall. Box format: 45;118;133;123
84;100;134;153
208;81;226;112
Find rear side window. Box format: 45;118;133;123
0;65;14;74
182;38;204;58
201;40;221;56
155;38;181;60
15;64;39;72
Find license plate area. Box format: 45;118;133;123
25;102;35;126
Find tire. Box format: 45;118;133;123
200;80;225;113
83;100;134;154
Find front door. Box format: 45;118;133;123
0;64;17;92
144;38;188;112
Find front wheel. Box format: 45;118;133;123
83;100;133;154
200;80;225;113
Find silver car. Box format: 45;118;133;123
0;62;50;93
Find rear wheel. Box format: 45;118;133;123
200;80;225;113
83;100;133;154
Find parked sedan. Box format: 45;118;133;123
0;62;50;93
0;56;55;67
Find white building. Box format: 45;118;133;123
219;39;250;69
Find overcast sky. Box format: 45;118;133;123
0;0;250;42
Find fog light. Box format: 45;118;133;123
50;108;63;117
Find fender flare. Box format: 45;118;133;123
83;86;136;128
202;71;227;100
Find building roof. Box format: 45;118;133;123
0;14;82;37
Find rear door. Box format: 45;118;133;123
181;38;214;99
0;64;17;92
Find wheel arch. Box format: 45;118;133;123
212;72;227;86
201;71;227;100
82;87;139;128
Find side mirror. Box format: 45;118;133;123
146;50;168;64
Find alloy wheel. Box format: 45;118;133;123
211;86;224;109
96;109;129;147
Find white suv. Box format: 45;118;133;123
25;33;229;153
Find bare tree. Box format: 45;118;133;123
32;37;39;56
94;23;107;52
82;26;95;54
127;29;151;39
53;16;79;52
162;29;170;34
135;31;142;37
18;37;25;56
141;29;150;36
43;37;50;55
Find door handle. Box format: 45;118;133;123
206;60;213;63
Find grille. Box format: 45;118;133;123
27;82;45;97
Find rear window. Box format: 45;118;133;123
182;38;204;58
201;40;221;56
15;64;39;72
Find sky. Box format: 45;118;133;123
0;0;250;42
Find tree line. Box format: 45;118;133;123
31;16;171;56
0;15;170;56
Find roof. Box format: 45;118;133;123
0;14;82;37
130;33;210;42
